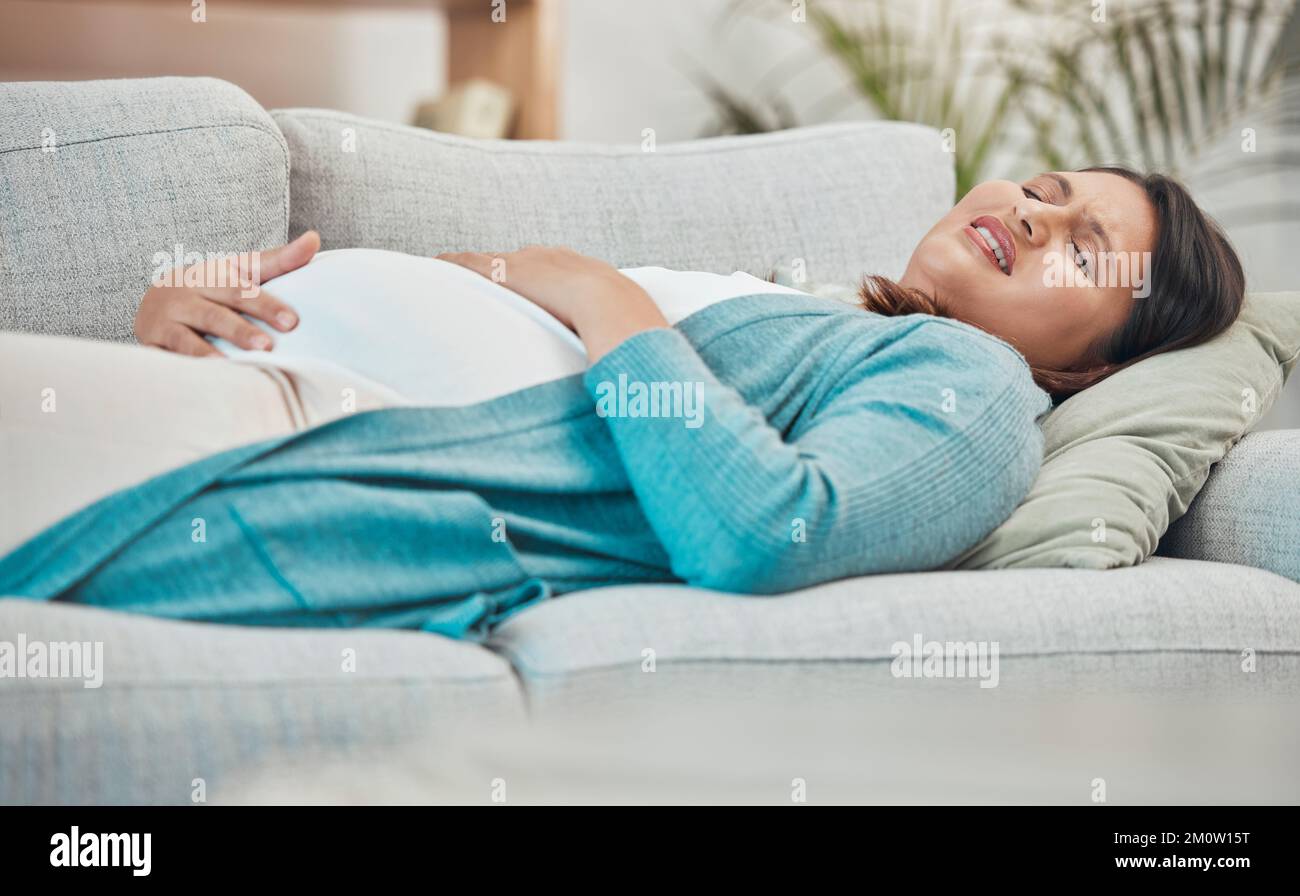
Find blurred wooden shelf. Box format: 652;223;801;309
39;0;563;139
444;0;561;140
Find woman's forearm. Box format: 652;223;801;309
571;290;669;363
436;246;670;363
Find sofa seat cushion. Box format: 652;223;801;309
488;557;1300;711
0;599;525;805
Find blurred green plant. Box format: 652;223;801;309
691;68;801;134
709;0;1299;208
1009;0;1299;222
713;0;1027;196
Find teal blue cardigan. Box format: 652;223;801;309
0;294;1050;640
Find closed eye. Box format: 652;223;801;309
1071;241;1091;274
1027;184;1095;278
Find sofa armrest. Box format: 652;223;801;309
1159;429;1300;581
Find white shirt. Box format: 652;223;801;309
219;249;813;408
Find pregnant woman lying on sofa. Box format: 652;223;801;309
0;167;1244;639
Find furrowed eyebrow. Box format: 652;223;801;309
1047;173;1074;200
1085;214;1112;255
1049;173;1112;255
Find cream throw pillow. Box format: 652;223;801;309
953;291;1300;570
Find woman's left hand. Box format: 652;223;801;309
436;246;668;362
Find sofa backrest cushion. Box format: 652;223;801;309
271;110;953;286
0;77;289;342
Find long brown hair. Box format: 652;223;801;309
857;167;1246;400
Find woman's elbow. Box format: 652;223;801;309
675;535;808;594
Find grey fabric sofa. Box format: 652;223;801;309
2;77;1298;805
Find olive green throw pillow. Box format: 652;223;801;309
953;291;1300;571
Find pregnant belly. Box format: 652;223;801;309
216;249;588;407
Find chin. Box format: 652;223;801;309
901;233;974;297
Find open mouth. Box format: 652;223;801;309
965;215;1016;275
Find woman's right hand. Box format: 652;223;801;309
134;231;320;357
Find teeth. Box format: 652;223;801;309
975;225;1010;273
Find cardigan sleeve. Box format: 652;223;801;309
583;325;1048;593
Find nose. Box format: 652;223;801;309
1015;200;1055;250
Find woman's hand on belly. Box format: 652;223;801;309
134;231;319;357
436;246;669;363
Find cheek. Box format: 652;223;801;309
949;280;1070;363
961;283;1037;334
1016;285;1122;368
1047;282;1125;328
1003;280;1085;335
954;180;1016;212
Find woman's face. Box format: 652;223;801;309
900;171;1158;370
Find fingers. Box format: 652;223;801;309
198;285;298;332
257;230;321;283
134;237;314;359
173;298;274;352
154;324;226;359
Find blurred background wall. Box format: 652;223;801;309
1;0;1296;425
0;0;445;121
